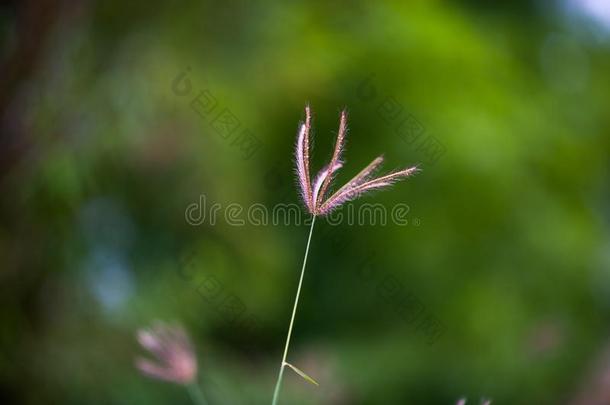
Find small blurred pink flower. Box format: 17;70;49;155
456;399;491;405
135;322;198;385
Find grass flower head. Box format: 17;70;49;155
295;105;418;216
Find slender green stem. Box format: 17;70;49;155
187;382;209;405
271;216;317;405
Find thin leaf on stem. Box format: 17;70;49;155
284;362;319;386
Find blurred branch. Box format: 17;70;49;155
0;0;60;181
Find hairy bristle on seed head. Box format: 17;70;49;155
314;110;347;210
295;106;314;212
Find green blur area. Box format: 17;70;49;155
1;1;609;404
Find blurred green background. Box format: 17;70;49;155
1;0;610;404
